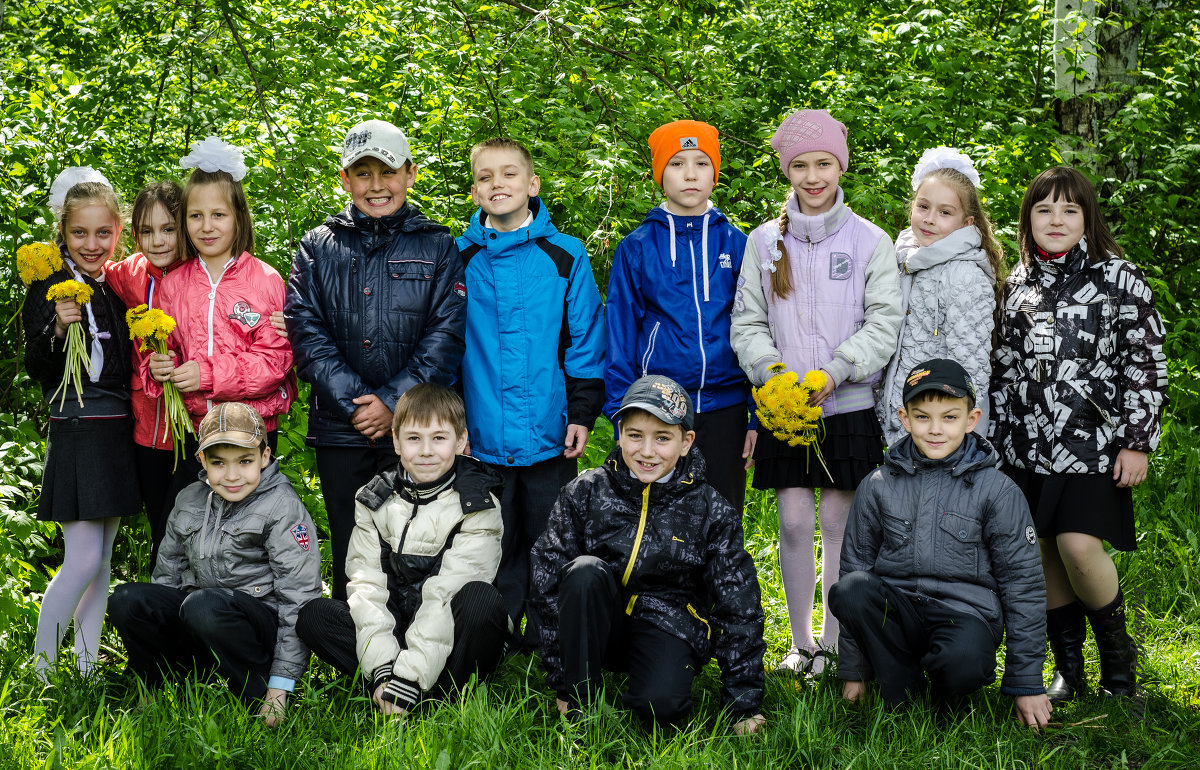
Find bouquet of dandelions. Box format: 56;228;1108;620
44;279;96;410
16;242;64;285
752;363;832;479
127;304;194;469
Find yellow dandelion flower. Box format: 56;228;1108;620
46;280;93;305
16;243;63;285
802;370;827;390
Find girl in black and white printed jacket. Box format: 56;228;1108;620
990;167;1167;705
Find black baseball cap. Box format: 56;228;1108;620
613;375;695;431
902;358;977;406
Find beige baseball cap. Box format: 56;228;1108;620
196;402;266;455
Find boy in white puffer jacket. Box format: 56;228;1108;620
877;148;1005;447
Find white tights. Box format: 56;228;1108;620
34;517;121;675
777;487;854;654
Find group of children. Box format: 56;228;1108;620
22;106;1166;734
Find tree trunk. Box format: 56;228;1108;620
1053;0;1143;179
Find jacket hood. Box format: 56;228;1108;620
895;225;993;280
461;195;558;248
784;187;852;244
601;444;709;501
325;202;448;236
885;431;998;478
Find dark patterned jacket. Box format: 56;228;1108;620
839;433;1046;695
990;244;1167;474
530;448;765;719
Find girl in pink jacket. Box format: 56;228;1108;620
147;138;296;509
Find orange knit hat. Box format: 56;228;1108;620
649;120;721;186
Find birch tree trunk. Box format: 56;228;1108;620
1053;0;1144;178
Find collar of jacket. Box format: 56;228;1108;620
642;202;729;234
601;445;706;503
1030;237;1092;278
326;202;443;236
895;225;992;279
461;196;558;250
784;186;852;244
389;454;502;514
884;432;998;478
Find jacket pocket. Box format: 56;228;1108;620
387;259;435;281
937;512;981;576
880;512;911;548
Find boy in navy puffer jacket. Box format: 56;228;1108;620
604;120;751;512
285;120;466;602
830;358;1052;729
456;137;605;649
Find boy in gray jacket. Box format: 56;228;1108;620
829;358;1052;729
109;402;321;727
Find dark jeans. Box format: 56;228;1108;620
315;444;400;601
693;403;749;514
296;581;509;700
557;555;702;727
829;570;997;708
490;454;577;645
108;583;279;702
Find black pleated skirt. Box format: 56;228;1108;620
39;417;140;522
752;408;885;491
1003;466;1136;552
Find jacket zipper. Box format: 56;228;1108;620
641;322;661;376
204;258;235;412
625;594;638;615
621;485;651;586
687;603;711;639
688;230;708;412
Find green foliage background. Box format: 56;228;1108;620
1;1;1199;766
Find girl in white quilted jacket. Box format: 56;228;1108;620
877;148;1004;447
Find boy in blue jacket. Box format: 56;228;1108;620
456;137;606;647
604;120;751;512
285;120;466;601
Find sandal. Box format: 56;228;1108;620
775;647;814;674
807;648;836;678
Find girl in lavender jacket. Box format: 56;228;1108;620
730;109;902;675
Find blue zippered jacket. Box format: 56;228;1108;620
604;204;749;422
457;197;605;467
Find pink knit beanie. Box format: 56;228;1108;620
770;109;849;173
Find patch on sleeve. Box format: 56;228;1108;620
453;281;467;298
1025;525;1036;545
291;523;311;551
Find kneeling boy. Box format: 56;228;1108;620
297;383;509;716
829;358;1052;728
109;402;322;726
530;375;765;733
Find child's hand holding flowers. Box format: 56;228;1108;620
128;305;195;468
45;280;96;409
753;364;832;480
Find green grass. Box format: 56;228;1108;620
2;420;1199;768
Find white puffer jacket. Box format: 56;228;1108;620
877;226;995;446
346;456;503;694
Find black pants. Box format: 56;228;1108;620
829;571;997;708
296;582;509;700
135;444;176;571
315;444;399;601
558;555;702;727
108;583;279;702
490;454;577;644
693;403;749;514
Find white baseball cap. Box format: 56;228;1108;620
340;120;413;170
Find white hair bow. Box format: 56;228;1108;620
48;167;113;217
910;147;981;191
180;136;248;181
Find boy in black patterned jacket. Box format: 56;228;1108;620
530;375;766;734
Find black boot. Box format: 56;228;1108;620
1045;601;1087;703
1086;589;1138;697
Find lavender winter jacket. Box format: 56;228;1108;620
877;226;996;445
730;190;902;417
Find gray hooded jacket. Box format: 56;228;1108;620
153;461;322;680
839;432;1046;694
877;226;995;446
